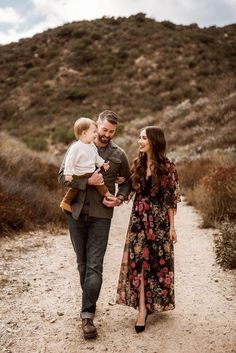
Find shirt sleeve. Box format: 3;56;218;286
116;151;132;200
93;145;105;168
163;162;181;213
64;143;80;175
58;142;88;190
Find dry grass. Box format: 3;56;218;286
195;167;236;226
177;152;236;268
0;132;66;236
215;221;236;269
178;153;236;228
177;158;216;193
0;186;32;234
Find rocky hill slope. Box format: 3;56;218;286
0;13;235;157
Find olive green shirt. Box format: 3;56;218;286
58;140;131;220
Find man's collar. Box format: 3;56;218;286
96;140;118;149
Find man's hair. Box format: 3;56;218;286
74;117;96;140
98;110;119;125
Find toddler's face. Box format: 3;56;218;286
84;123;97;143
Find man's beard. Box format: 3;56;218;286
97;134;111;144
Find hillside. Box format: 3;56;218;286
0;14;235;269
0;13;236;156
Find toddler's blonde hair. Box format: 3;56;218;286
74;117;96;140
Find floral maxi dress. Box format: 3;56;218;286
116;161;180;312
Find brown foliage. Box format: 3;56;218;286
0;133;66;235
198;166;236;222
0;186;32;234
177;159;215;192
188;166;236;227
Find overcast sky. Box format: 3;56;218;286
0;0;236;45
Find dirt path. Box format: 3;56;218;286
0;201;235;353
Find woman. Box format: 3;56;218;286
116;126;180;333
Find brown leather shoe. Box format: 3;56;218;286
82;318;97;339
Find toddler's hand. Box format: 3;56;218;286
65;175;73;182
103;161;110;171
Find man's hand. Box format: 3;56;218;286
115;176;125;184
102;196;124;208
88;169;104;186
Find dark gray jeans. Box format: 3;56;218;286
67;213;111;319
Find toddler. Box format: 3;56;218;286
60;117;113;212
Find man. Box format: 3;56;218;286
58;110;130;339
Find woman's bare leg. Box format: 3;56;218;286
136;267;147;325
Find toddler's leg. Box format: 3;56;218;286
96;185;115;199
60;188;78;212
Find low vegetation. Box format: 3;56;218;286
177;152;236;269
0;132;66;235
0;15;235;268
0;14;235;144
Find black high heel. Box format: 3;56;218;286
134;313;148;333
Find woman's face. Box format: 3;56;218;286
138;129;151;154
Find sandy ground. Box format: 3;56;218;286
0;201;235;353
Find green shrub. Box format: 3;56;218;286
161;21;176;30
56;26;73;37
90;32;102;41
0;103;17;121
72;28;88;38
52;126;74;144
125;67;136;78
64;87;90;101
115;123;125;135
215;221;236;269
133;13;147;23
23;136;48;151
73;47;97;65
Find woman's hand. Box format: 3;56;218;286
124;191;135;204
169;228;177;244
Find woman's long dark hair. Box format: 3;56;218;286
131;126;167;193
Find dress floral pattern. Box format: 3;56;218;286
116;161;180;312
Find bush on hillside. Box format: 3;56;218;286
51;126;74;145
0;132;66;235
23;136;48;151
177;158;215;193
64;87;90;101
177;156;236;269
189;166;236;227
0;187;32;234
215;221;236;269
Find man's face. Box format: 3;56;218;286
97;118;117;145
